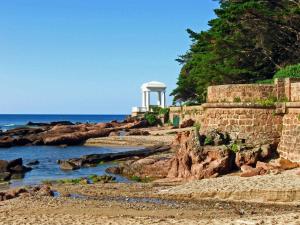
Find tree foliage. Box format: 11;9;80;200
172;0;300;103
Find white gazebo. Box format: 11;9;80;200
132;81;167;116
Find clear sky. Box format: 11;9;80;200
0;0;219;114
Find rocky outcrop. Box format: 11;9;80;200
167;131;235;180
235;144;273;168
58;145;171;170
116;153;173;179
0;185;54;201
0;158;32;181
0;119;149;148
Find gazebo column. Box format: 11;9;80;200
157;91;162;107
146;91;150;111
161;91;166;108
142;91;146;109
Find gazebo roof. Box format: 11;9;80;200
141;81;166;90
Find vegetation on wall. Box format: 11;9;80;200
172;0;300;104
274;64;300;79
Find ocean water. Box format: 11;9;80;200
0;114;135;187
0;145;140;187
0;114;127;131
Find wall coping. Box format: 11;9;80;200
201;102;279;109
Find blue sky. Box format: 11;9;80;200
0;0;219;114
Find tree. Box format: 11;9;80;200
172;0;300;103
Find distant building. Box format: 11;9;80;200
132;81;167;117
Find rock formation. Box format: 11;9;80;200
167;131;235;180
0;158;32;181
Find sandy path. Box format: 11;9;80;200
159;172;300;204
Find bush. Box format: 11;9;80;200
274;64;300;79
144;113;159;126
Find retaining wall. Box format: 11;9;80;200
169;78;300;162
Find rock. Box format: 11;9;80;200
235;147;261;168
109;131;121;137
180;119;195;128
240;167;267;177
0;136;15;147
9;165;32;173
8;158;23;168
0;172;11;181
275;158;299;170
59;161;80;170
0;160;9;172
295;169;300;176
27;160;40;166
167;131;234;180
202;129;230;146
36;185;54;197
105;167;122;174
125;130;150;136
240;165;254;173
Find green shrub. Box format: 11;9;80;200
144;112;159;126
274;64;300;79
194;122;201;133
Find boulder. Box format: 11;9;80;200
27;160;40;166
105;167;122;174
0;136;15;147
274;158;299;170
9;165;32;173
8;158;23;168
168;131;234;180
235;147;261;168
59;161;80;170
240;167;267;177
180;119;195;128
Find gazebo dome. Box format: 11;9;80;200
141;81;167;91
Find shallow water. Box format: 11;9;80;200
0;145;141;187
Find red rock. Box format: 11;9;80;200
167;131;234;180
180;119;195;128
275;158;299;170
240;167;266;177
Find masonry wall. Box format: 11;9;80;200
207;84;275;103
169;106;203;126
199;104;283;146
277;107;300;162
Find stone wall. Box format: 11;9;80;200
199;103;283;146
169;79;300;162
291;83;300;102
207;84;275;103
169;105;203;126
277;104;300;162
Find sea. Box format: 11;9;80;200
0;114;138;188
0;114;127;131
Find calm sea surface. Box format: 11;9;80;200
0;114;136;187
0;114;127;131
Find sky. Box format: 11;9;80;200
0;0;219;114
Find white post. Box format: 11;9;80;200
157;91;162;107
146;91;150;111
142;91;146;108
162;91;166;108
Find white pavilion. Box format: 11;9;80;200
132;81;167;116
